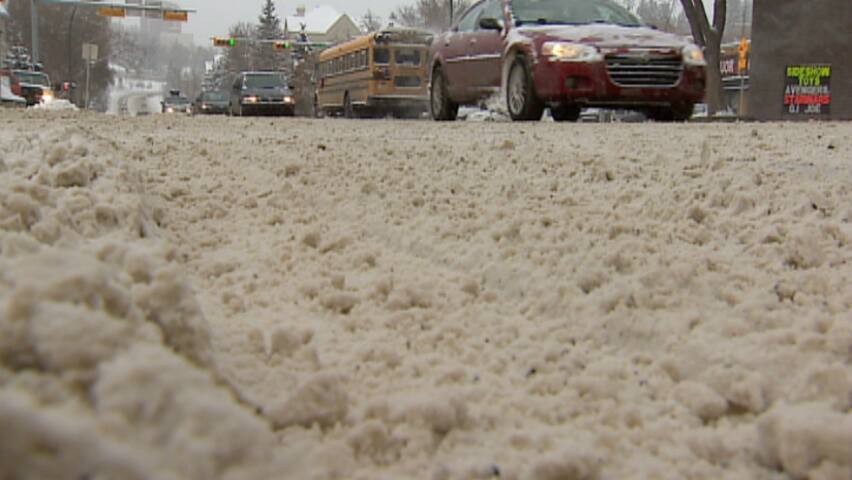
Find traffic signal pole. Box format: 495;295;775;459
31;0;40;63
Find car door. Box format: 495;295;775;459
442;1;487;100
466;0;505;96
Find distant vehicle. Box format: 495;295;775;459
315;28;434;119
1;75;27;106
162;90;192;114
0;69;54;106
228;72;295;117
429;0;707;122
193;90;229;115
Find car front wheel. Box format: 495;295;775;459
507;57;544;121
430;66;458;121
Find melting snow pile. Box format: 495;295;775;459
0;113;278;479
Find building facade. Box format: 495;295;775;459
748;0;851;120
284;6;360;46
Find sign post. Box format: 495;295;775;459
737;38;749;116
82;43;98;109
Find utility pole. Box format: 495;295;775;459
30;0;40;63
737;1;748;116
449;0;453;29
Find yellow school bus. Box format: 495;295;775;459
316;28;434;118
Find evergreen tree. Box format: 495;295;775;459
257;0;284;71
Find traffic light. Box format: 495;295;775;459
273;41;291;50
213;37;237;47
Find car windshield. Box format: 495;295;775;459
15;71;50;86
203;91;228;101
166;96;190;105
245;74;286;89
510;0;641;26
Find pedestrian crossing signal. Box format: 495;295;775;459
273;41;291;50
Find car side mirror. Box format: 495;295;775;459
479;17;502;31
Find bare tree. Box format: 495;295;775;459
223;22;257;75
618;0;690;34
680;0;726;114
7;2;112;109
390;0;472;32
360;9;383;33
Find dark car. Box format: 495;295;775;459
162;92;192;114
193;90;229;115
228;71;295;117
429;0;707;122
1;69;54;106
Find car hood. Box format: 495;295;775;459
515;23;691;49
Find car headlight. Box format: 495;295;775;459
41;90;54;102
284;96;294;104
682;44;706;66
242;96;258;104
166;107;174;113
541;42;602;62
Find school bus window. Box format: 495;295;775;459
395;48;421;66
374;48;390;65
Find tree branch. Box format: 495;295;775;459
712;0;727;38
680;0;707;46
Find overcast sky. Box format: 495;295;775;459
177;0;404;45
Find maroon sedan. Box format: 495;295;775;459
429;0;707;121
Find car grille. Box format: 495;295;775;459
605;51;683;88
394;76;421;88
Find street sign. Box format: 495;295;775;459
82;43;98;63
738;38;749;71
97;6;126;18
163;10;188;22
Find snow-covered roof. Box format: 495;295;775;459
284;6;345;34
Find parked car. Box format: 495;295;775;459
228;71;295;117
162;90;192;114
429;0;707;122
0;74;27;106
193;90;229;115
0;69;53;106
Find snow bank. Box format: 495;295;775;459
32;99;78;112
2;110;851;479
0;115;278;479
